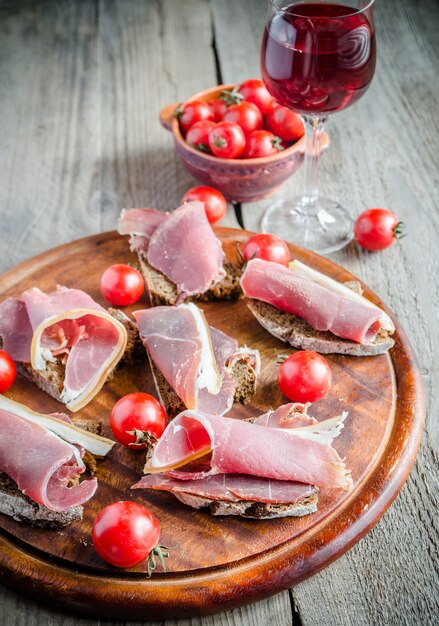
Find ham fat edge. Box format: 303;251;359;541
138;408;352;491
0;287;128;412
0;396;114;512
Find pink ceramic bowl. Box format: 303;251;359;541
159;84;307;204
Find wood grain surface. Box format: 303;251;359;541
0;228;424;620
0;0;437;625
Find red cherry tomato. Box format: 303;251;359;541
265;106;304;142
223;101;263;136
243;130;283;159
278;351;332;403
209;98;229;122
209;121;246;159
177;100;214;134
110;392;167;449
238;79;274;115
185;120;216;153
92;501;169;572
181;186;227;224
100;264;144;306
241;234;290;266
0;350;16;394
354;208;405;251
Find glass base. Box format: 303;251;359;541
261;196;354;255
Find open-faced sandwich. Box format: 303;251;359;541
117;201;242;306
133;402;351;519
0;396;114;528
134;302;260;418
241;258;395;355
0;286;139;411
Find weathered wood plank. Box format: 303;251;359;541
212;0;439;624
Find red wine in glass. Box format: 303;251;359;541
260;1;376;253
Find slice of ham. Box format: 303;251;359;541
145;410;352;490
241;258;384;344
0;286;127;412
117;208;169;253
253;403;317;429
133;473;317;505
118;202;225;300
0;298;33;362
135;304;259;416
0;408;97;512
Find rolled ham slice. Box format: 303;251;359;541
133;473;317;505
241;258;389;345
0;287;127;412
145;410;352;490
0;408;97;512
135;304;259;416
118;202;225;300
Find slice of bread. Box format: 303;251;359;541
138;254;242;306
247;279;394;356
0;417;102;529
149;354;258;420
173;490;318;519
11;308;142;407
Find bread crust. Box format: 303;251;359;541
247;300;394;356
173;491;318;518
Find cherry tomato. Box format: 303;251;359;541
110;392;167;449
278;351;332;403
209;98;229;122
238;79;274;115
177;100;214;134
241;234;290;266
243;130;283;159
354;208;405;251
0;350;16;394
265;106;304;142
209;121;246;159
92;501;169;572
185;120;216;153
223;101;263;136
181;186;227;224
100;264;144;306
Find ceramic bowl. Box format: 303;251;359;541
159;84;307;204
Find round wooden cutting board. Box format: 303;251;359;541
0;228;425;620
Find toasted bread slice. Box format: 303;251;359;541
138;253;242;306
247;280;394;356
10;308;142;407
149;354;258;420
173;490;318;519
0;417;102;529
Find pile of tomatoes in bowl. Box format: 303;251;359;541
176;79;304;160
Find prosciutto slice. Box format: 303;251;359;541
0;408;97;512
0;287;127;412
145;410;352;490
118;202;225;300
241;258;385;344
135;304;259;416
117;208;169;253
133;473;317;505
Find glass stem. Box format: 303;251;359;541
301;115;328;210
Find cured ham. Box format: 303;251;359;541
118;202;225;300
0;286;127;412
134;303;260;416
145;409;352;490
133;473;317;505
241;258;394;345
0;397;114;512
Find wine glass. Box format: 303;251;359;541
260;0;376;253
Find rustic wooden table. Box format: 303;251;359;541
0;1;437;625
